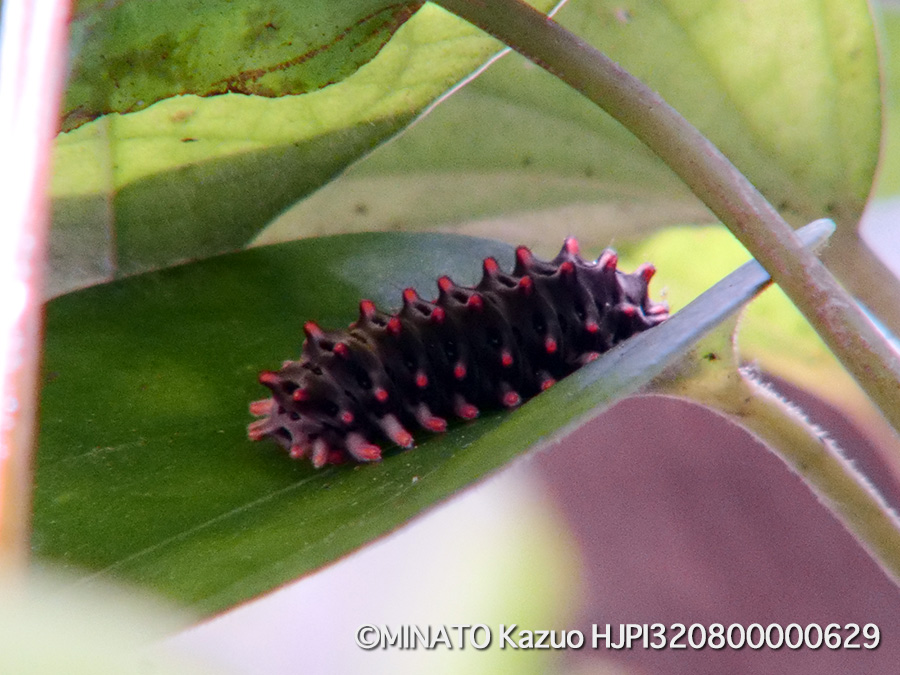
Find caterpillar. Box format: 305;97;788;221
248;237;668;467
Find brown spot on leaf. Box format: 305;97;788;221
170;109;196;123
219;2;422;95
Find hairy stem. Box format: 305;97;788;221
433;0;900;435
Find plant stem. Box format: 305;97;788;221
0;0;72;566
433;0;900;435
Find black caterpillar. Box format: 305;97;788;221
248;238;668;467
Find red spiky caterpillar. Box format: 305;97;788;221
248;238;668;467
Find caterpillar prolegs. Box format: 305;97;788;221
248;238;668;467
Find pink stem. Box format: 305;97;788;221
0;0;72;565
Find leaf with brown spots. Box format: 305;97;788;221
62;0;424;132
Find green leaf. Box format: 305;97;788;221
261;0;879;249
63;0;423;132
33;226;829;615
49;2;556;295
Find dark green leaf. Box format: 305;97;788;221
33;226;828;614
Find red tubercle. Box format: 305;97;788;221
303;321;324;339
415;403;447;433
518;276;533;294
563;237;580;255
620;304;637;318
374;387;389;403
247;419;268;441
483;257;500;274
598;250;617;271
430;306;446;323
380;414;415;448
359;299;377;320
559;261;575;275
585;320;599;334
466;293;484;310
292;388;310;402
415;371;429;389
249;399;272;416
333;342;350;358
454;396;479;420
515;246;534;266
453;362;467;380
424;417;447;433
637;263;656;283
402;287;418;304
502;390;521;408
501;350;514;367
289;442;309;459
438;275;454;292
340;410;355;425
386;316;402;336
545;337;558;354
459;404;479;419
346;433;382;462
540;377;556;391
310;438;329;468
258;371;280;387
359;444;382;461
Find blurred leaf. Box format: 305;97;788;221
33;227;799;614
260;0;880;251
49;2;556;294
0;570;216;674
63;0;424;131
